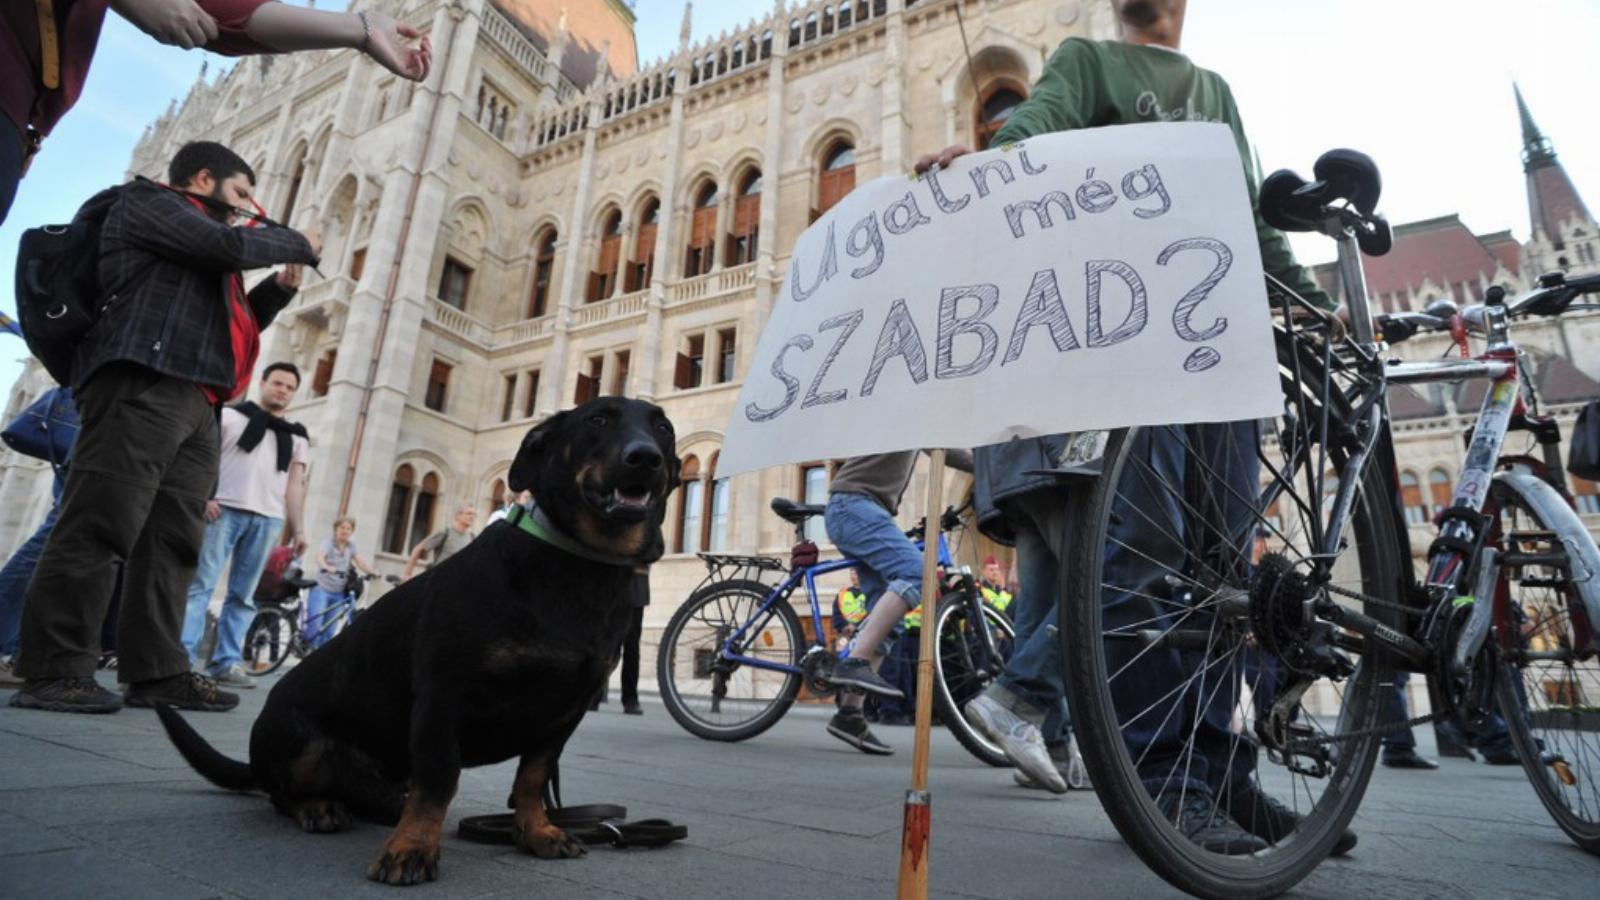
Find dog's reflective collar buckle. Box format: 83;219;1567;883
506;503;639;567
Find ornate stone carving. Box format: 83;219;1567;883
707;121;724;141
1056;2;1081;26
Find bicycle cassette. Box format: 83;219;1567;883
799;647;839;698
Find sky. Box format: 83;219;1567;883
3;0;1597;399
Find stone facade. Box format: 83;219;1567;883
1;0;1595;704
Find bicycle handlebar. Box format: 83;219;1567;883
1373;271;1600;346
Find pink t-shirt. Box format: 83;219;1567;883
215;408;310;519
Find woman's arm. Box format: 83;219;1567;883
238;2;432;80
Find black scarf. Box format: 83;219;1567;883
231;402;308;472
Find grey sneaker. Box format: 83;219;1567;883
964;693;1067;794
208;664;256;690
1015;739;1093;791
827;709;894;755
823;657;904;699
0;657;24;688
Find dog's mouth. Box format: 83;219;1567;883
582;477;659;521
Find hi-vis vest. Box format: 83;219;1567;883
837;588;868;624
903;605;922;630
980;583;1014;614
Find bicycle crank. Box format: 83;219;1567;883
799;646;839;698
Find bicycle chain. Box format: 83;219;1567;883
1276;582;1447;748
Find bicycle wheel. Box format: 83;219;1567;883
932;591;1017;767
1061;325;1405;899
1487;479;1600;854
243;607;297;676
657;578;805;741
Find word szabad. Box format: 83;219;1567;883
745;149;1236;425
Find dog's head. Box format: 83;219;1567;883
507;397;680;563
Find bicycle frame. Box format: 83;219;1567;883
717;533;955;676
1301;218;1538;670
301;591;359;646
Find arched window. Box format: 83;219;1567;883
489;478;506;513
816;140;855;219
382;464;416;554
410;473;440;550
281;150;308;225
684;181;719;277
801;463;830;542
528;229;556;318
626;197;659;292
726;168;762;266
1400;471;1428;525
708;452;731;552
678;456;703;554
1428;468;1452;516
587;209;623;302
975;83;1026;150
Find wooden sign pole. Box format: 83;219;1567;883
896;449;945;899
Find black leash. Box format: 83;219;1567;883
456;759;687;849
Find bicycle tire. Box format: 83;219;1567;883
243;607;297;676
657;578;805;742
1487;478;1600;854
931;592;1017;768
1060;327;1404;899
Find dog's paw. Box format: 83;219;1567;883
366;841;441;886
515;823;587;860
295;800;352;834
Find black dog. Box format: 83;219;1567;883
155;397;679;885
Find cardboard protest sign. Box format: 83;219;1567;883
718;122;1280;476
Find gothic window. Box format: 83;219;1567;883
587;209;623;302
382;465;415;553
1428;468;1452;515
816;140;855;219
726;168;761;266
1400;471;1427;525
626;198;659;291
678;456;703;554
685;181;719;277
438;257;472;310
528;229;556;318
976;83;1027;150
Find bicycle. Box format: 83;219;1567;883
656;497;1019;766
243;569;401;675
1055;147;1600;898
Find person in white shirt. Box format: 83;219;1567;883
179;362;309;688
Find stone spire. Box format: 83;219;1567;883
680;2;694;47
549;6;569;69
1515;84;1593;251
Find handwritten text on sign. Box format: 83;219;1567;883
718;123;1281;476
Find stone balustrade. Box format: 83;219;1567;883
426;297;493;345
665;262;758;306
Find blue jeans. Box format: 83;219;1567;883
991;491;1073;745
1103;423;1260;798
0;471;65;657
180;507;281;673
304;586;345;650
825;492;924;652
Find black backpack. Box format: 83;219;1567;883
13;186;125;386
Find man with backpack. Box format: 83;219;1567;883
9;140;320;715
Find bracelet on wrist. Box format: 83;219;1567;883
358;11;372;53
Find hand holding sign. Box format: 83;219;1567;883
719;122;1280;476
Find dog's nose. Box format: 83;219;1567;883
623;440;663;471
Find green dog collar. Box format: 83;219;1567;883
506;503;642;568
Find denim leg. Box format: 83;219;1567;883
995;492;1073;742
1103;423;1261;798
1381;671;1417;752
181;511;245;661
303;586;337;650
208;513;280;674
824;493;924;610
0;472;65;657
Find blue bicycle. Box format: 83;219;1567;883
243;568;400;675
657;498;1017;765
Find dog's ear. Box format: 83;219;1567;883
508;411;568;493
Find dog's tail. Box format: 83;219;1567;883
153;703;257;792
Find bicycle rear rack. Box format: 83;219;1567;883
693;553;787;592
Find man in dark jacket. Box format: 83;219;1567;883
921;0;1356;856
10;140;319;715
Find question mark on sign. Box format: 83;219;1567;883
1157;237;1234;373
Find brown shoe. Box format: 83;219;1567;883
9;677;124;714
124;672;239;712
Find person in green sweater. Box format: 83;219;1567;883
917;0;1355;857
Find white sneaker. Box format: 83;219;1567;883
209;664;257;689
964;693;1067;794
